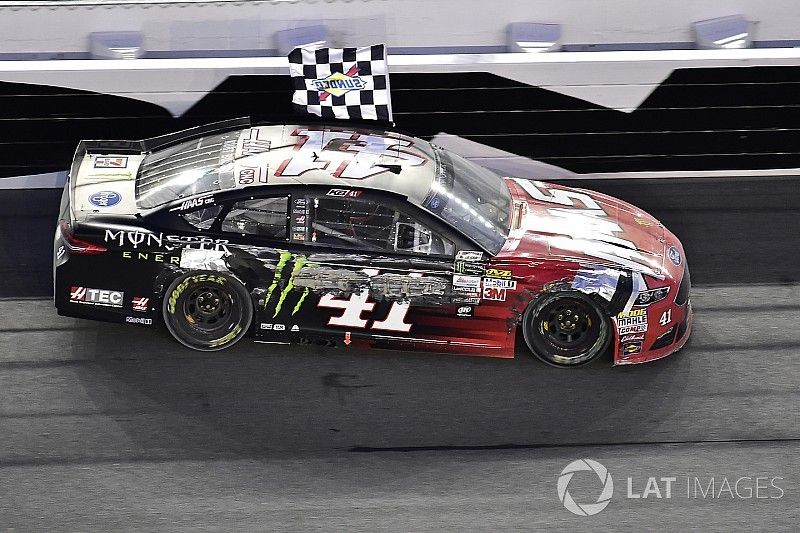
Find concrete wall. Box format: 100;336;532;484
1;0;800;56
2;48;800;181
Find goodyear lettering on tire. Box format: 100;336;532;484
167;273;226;314
209;325;243;348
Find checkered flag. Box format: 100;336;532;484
288;44;393;122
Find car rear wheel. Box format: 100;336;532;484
162;272;252;351
522;292;611;367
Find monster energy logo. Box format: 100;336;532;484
262;251;312;317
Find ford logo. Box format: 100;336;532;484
667;246;682;266
88;191;121;208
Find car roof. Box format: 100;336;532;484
136;124;437;210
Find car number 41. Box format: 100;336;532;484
659;309;672;326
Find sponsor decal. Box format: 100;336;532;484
88;191;121;208
620;333;645;343
484;268;511;279
237;165;266;185
293;232;306;241
634;216;654;227
70;286;124;308
428;196;443;211
621;340;643;356
483;278;517;290
453;275;481;289
94;157;128;169
312;67;366;99
219;138;238;165
456;250;483;262
125;316;153;325
131;296;149;312
291;324;299;332
453;296;481;305
483;287;507;301
326;188;362;198
634;286;670;306
344;331;352;346
238;128;272;157
454;260;485;276
668;246;682;266
122;251;180;264
263;251;310;318
104;230;230;252
617;308;648;334
169;195;214;212
452;286;480;297
260;323;287;331
456;305;474;318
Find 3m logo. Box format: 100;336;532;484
69;287;123;308
483;287;507;301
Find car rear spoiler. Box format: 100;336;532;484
74;117;252;157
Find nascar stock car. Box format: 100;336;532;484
54;118;691;366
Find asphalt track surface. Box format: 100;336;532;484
1;177;799;530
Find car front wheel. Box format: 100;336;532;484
522;292;611;367
162;272;252;351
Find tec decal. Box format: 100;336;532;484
70;287;124;308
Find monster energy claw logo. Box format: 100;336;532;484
262;251;312;317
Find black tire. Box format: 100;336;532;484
162;272;252;351
522;292;611;367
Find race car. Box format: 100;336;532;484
54;118;691;366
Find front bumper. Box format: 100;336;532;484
613;301;692;365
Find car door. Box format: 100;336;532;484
237;187;464;349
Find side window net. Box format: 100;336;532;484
221;197;288;239
310;196;454;256
181;205;223;230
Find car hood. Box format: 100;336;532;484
501;178;666;278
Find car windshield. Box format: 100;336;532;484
422;145;511;255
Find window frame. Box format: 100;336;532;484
296;189;461;259
208;193;291;243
